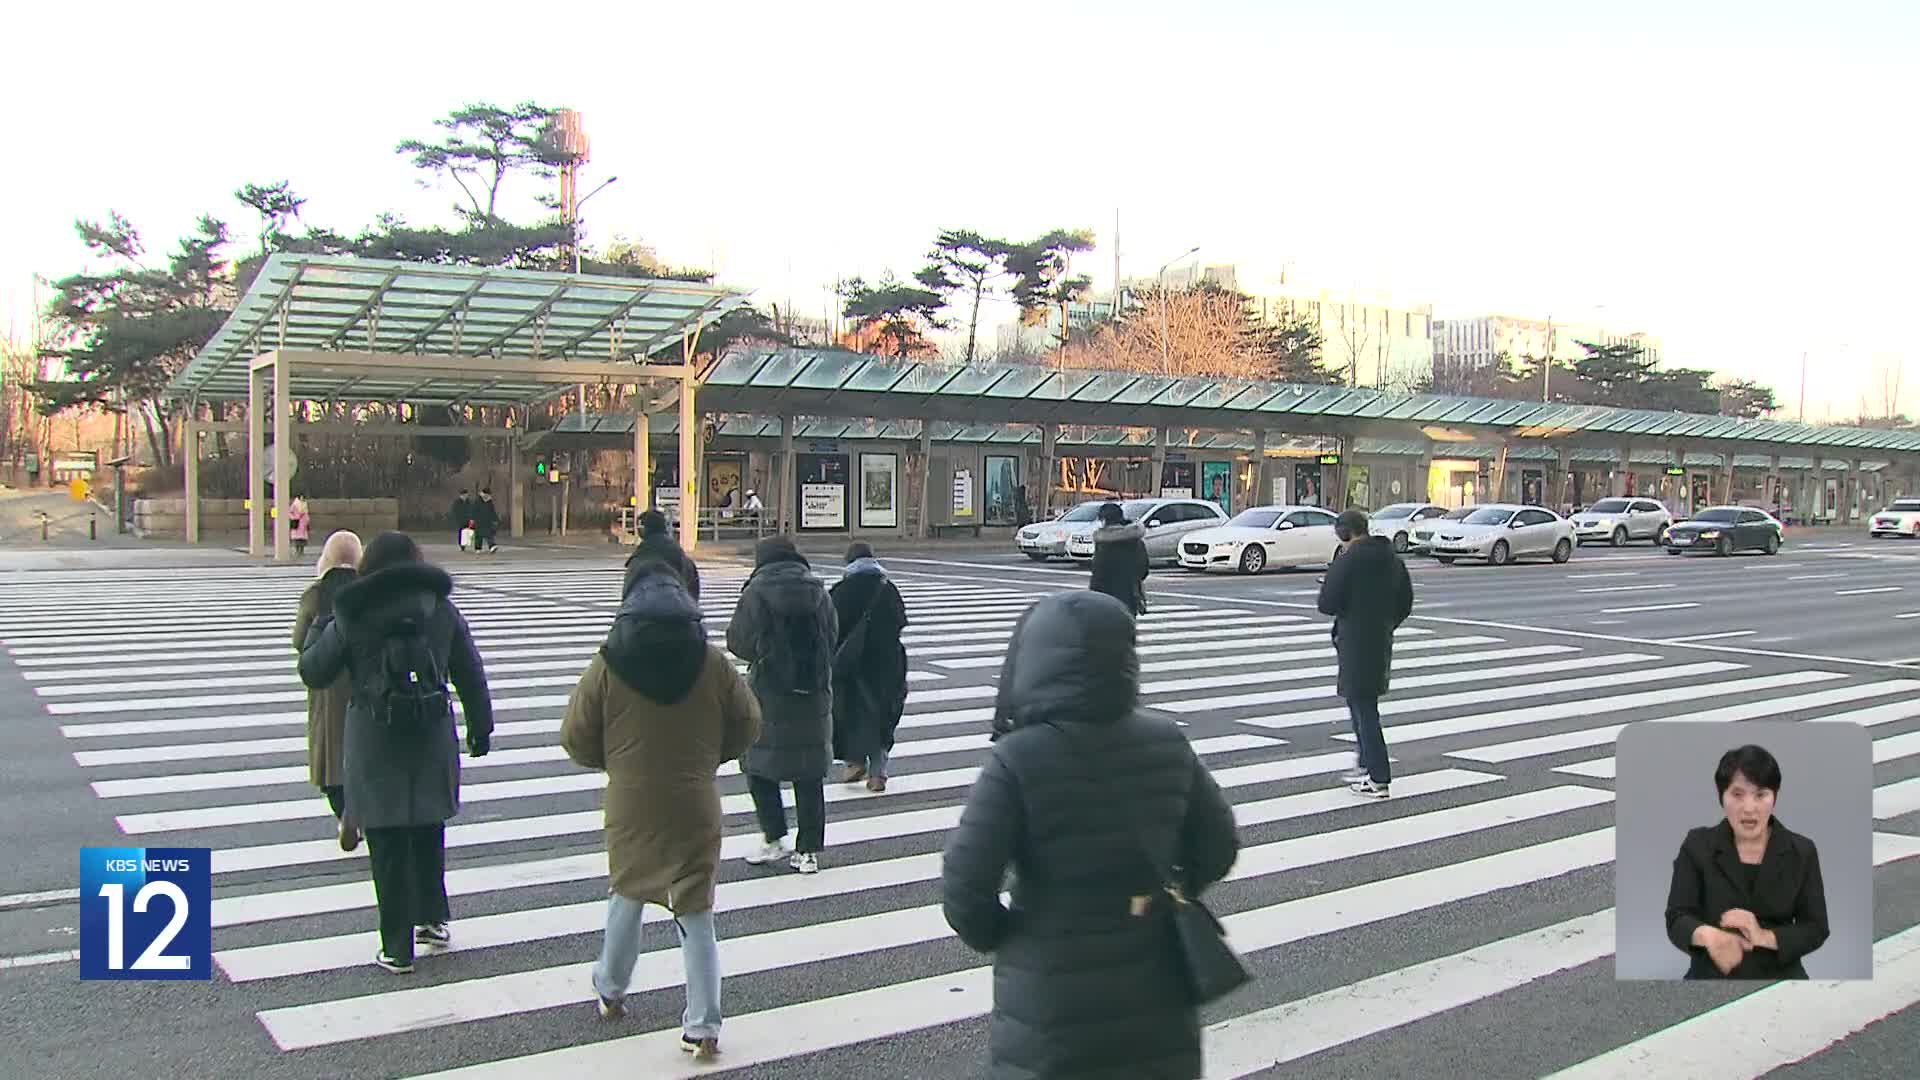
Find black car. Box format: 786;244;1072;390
1663;506;1784;556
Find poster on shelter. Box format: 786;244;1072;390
860;453;898;528
952;469;975;518
802;484;846;529
1202;461;1232;516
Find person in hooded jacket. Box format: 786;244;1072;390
471;488;500;553
622;509;701;600
943;591;1240;1079
1317;508;1414;799
449;489;472;548
293;530;363;852
1088;501;1150;615
561;563;761;1060
828;542;909;792
726;537;838;875
298;531;494;974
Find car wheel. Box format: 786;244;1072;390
1715;535;1733;557
1393;532;1409;553
1656;525;1669;545
1764;532;1781;556
1239;546;1266;575
1025;553;1048;562
1552;538;1574;564
1436;556;1456;565
1610;526;1627;547
1489;540;1511;566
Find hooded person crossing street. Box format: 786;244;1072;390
1088;501;1150;616
828;542;909;791
623;509;701;600
1317;508;1415;799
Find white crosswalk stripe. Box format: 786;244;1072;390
2;560;1917;1079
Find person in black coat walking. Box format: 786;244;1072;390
1317;508;1414;799
448;490;472;548
1087;502;1150;615
942;591;1240;1080
828;542;909;791
726;536;838;875
297;531;494;974
471;489;500;553
622;509;701;600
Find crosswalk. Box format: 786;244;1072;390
3;561;1919;1078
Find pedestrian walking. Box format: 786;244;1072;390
623;509;701;600
297;531;493;974
1317;508;1414;799
1088;501;1150;615
290;495;311;558
828;542;909;792
292;529;361;851
942;591;1241;1080
560;562;761;1059
472;488;500;553
449;489;473;549
726;536;837;875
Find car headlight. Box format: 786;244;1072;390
1699;529;1721;538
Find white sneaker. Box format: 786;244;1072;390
1340;770;1370;785
743;840;787;866
1348;779;1390;799
789;852;819;874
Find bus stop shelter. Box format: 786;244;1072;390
165;254;750;558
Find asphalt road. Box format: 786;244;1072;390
0;541;1915;1080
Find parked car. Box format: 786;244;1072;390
1178;505;1341;575
1410;505;1477;553
1424;504;1576;566
1066;497;1228;564
1366;503;1451;552
1014;499;1108;561
1664;506;1784;556
1570;497;1673;547
1869;498;1920;538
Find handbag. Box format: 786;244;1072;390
459;526;476;551
1044;721;1250;1005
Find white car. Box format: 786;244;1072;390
1066;498;1228;564
1178;505;1342;575
1424;503;1576;566
1870;498;1920;538
1367;503;1451;553
1015;500;1109;561
1571;497;1673;546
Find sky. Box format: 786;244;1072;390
3;0;1915;422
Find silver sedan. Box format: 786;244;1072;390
1423;504;1576;566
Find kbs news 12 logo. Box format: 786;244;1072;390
79;847;212;981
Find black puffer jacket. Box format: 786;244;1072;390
623;531;701;600
297;562;493;829
1315;534;1414;699
943;591;1240;1080
726;543;838;781
1088;521;1149;615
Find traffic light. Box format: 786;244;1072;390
534;458;549;477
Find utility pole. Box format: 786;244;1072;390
1543;315;1555;403
1112;209;1122;315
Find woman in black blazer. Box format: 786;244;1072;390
1664;744;1829;979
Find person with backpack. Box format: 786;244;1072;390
726;536;838;874
828;542;909;792
1088;501;1150;616
297;531;494;974
561;562;761;1058
623;509;701;600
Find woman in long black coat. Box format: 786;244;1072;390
828;542;909;791
942;590;1240;1079
1087;502;1150;615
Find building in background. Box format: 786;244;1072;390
1431;315;1662;372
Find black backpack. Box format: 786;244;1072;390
375;617;451;727
758;601;831;696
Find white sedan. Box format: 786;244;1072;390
1367;503;1451;553
1870;498;1920;538
1423;504;1576;566
1178;505;1343;575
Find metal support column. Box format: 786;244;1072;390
1614;446;1632;497
1151;426;1169;498
247;366;265;557
679;371;700;552
1850;459;1865;524
916;422;933;539
183;418;201;544
1253;429;1269;506
272;352;291;562
1766;455;1781;516
1720;454;1736;506
511;440;526;539
779;415;795;534
1414;441;1433;506
634;403;651;513
1040;425;1058;520
1555;444;1572;511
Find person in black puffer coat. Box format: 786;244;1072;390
828;542;909;791
1087;502;1150;615
943;590;1240;1080
298;531;494;974
623;509;701;600
1317;509;1414;799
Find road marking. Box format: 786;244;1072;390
1665;630;1756;642
1788;573;1846;581
1178;652;1658;716
1566;572;1639;580
1598;602;1699;614
1576;583;1674;594
1836;586;1902;596
0;949;80;970
1543;923;1920;1080
1405;612;1920;671
1875;777;1920;819
0;888;79;911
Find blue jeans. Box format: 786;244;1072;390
591;894;722;1039
1347;697;1391;785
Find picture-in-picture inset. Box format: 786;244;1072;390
1614;720;1873;981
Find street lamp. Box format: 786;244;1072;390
570;175;620;274
1156;246;1200;375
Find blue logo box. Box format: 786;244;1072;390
79;847;212;981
